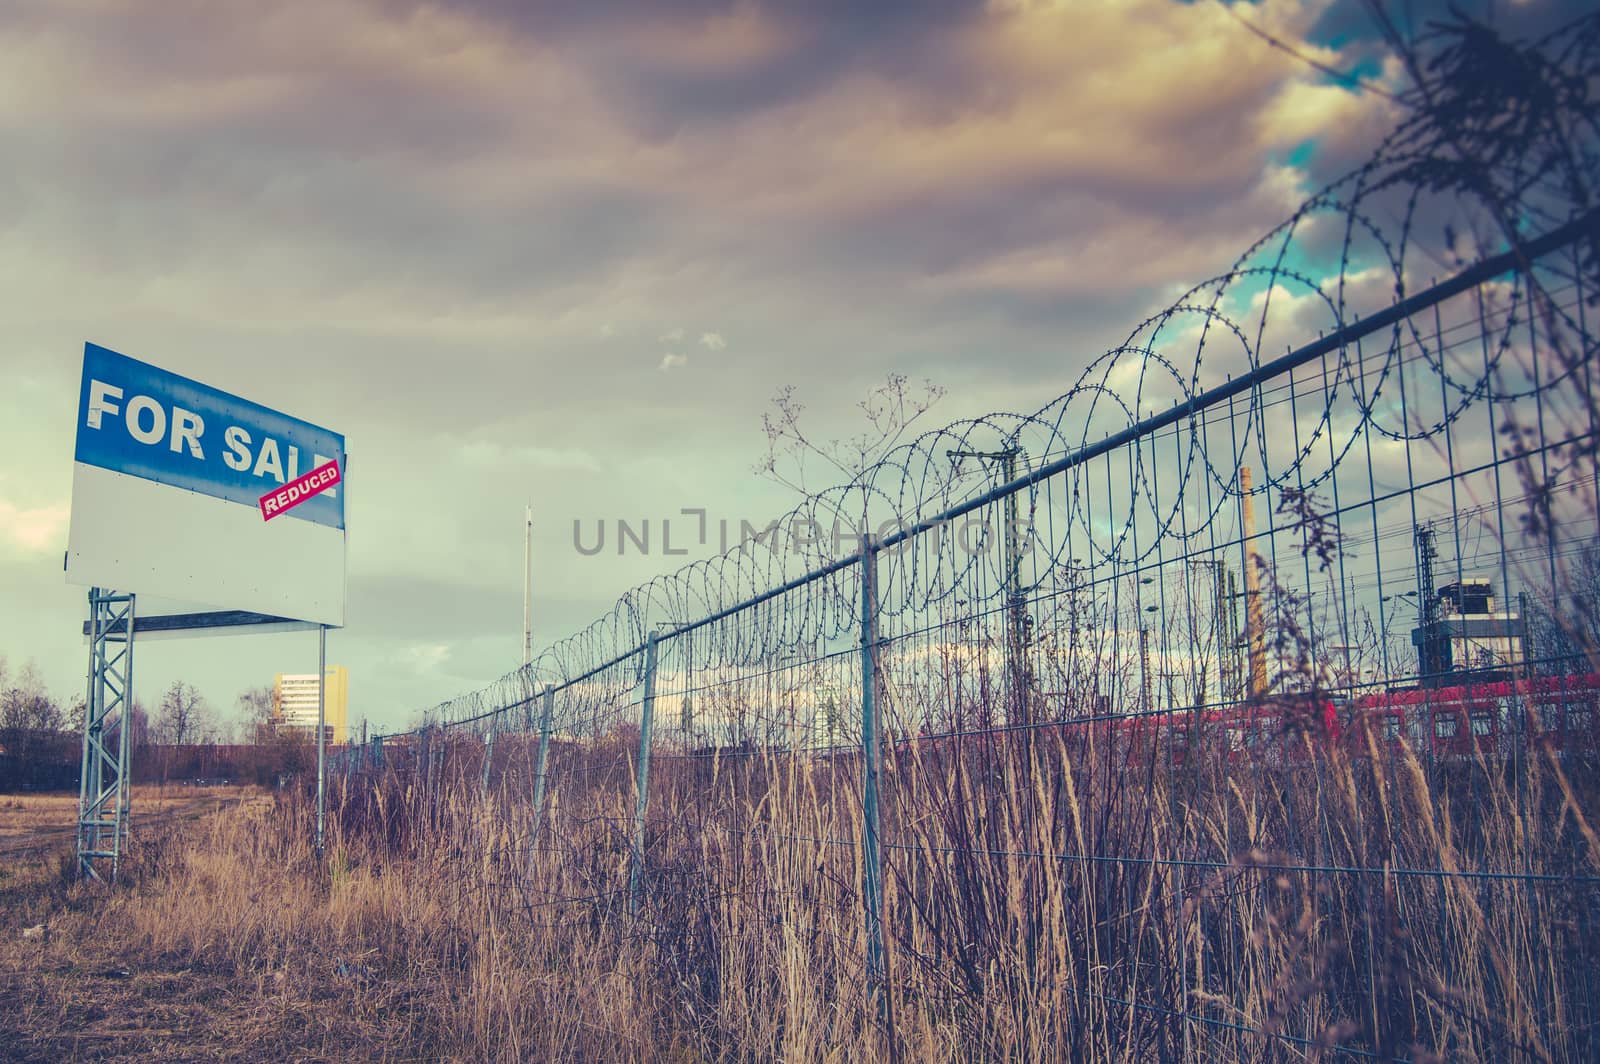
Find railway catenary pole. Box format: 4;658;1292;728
1185;559;1227;708
524;504;534;670
947;446;1031;727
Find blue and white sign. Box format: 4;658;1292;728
67;343;347;626
75;344;345;528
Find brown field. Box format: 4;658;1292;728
0;787;248;858
0;788;367;1063
2;726;1598;1063
0;783;691;1062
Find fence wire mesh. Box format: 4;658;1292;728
328;29;1600;1060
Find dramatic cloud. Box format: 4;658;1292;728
0;495;69;556
4;0;1549;729
402;642;452;674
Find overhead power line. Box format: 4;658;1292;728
1217;1;1404;104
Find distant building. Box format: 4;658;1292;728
1412;578;1525;681
273;667;349;744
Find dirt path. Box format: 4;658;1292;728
0;792;249;861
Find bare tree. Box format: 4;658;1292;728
124;699;150;750
0;660;65;762
1372;7;1597;262
154;681;210;747
1526;539;1600;676
237;685;277;743
1;660;64;731
756;373;945;501
1371;12;1600;681
1382;12;1599;542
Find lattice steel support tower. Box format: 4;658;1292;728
78;588;135;881
1414;523;1450;683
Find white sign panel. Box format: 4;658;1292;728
66;343;347;627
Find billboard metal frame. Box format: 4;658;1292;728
68;342;348;880
77;588;134;882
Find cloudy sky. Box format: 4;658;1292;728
0;0;1560;732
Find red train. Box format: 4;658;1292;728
908;672;1600;768
1339;671;1600;760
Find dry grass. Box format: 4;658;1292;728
320;723;1600;1061
0;730;1596;1062
0;785;698;1061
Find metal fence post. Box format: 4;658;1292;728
481;726;495;795
419;725;432;800
859;537;888;998
629;633;660;915
531;684;556;866
433;726;445;801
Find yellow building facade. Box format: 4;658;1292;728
273;667;349;744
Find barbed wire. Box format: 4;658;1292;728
371;102;1596;746
329;21;1600;1060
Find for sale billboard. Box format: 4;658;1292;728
66;343;347;626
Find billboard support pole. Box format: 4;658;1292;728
316;624;327;855
77;588;135;881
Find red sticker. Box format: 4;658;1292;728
259;459;341;522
